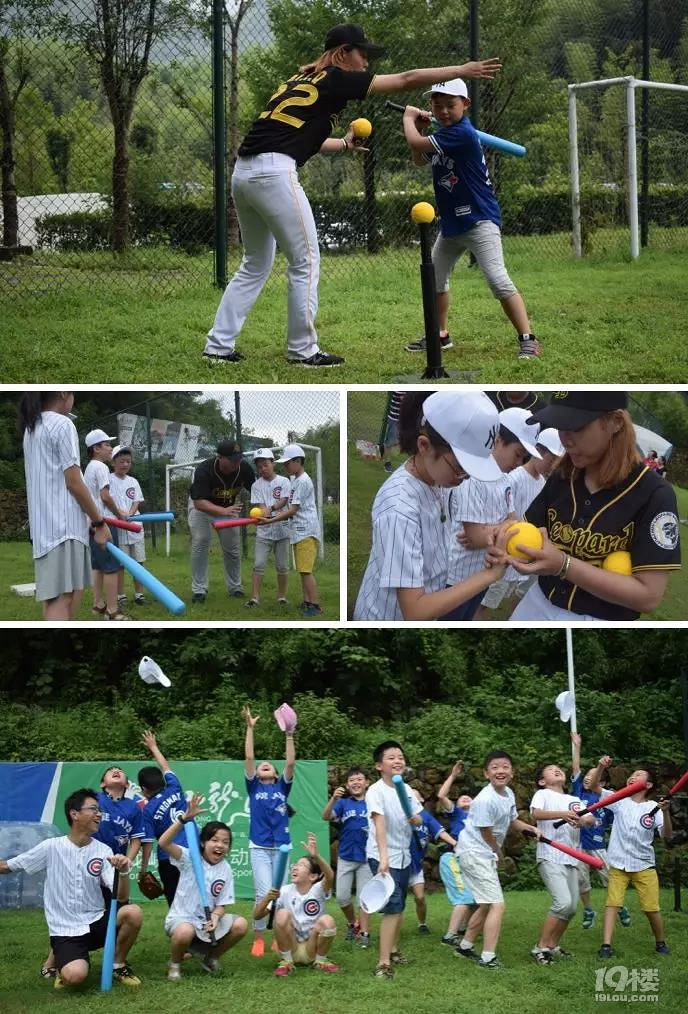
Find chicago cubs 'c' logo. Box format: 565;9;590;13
87;857;104;877
649;512;679;551
273;486;283;499
211;879;225;898
640;813;655;830
126;486;136;500
568;801;582;813
303;899;321;917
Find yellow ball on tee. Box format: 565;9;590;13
411;201;436;224
249;507;264;519
505;521;543;560
602;550;632;575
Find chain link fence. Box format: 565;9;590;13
2;1;687;299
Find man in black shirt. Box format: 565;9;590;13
188;441;255;603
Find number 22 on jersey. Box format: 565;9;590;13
259;73;325;129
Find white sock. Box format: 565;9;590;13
169;962;180;970
460;939;474;951
315;953;327;963
481;950;496;963
280;950;292;963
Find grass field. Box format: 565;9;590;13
1;890;685;1013
347;394;687;620
2;236;688;383
0;533;340;622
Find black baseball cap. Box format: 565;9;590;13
217;440;242;458
527;392;628;431
325;23;385;57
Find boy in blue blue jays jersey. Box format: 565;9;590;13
402;80;541;361
138;729;189;907
409;789;456;934
570;733;630;931
322;766;371;945
243;705;295;957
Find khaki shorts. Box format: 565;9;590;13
577;849;610;893
254;536;290;575
120;541;146;563
293;537;318;574
35;540;91;602
607;867;660;912
293;940;314;965
457;850;503;905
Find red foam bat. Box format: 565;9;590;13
212;518;260;529
649;769;688;816
104;517;143;533
523;829;604;868
553;779;649;829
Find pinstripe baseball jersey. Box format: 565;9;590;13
446;474;514;584
525;463;681;619
109;474;145;546
167;847;234;931
251;476;291;541
288;472;320;543
530;788;584;865
504;467;546;584
353;465;450;620
274;880;331;942
605;797;664;872
7;836;114;935
83;459;111;510
23;411;90;558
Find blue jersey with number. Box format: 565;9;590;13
332;797;368;863
410;808;444;873
571;774;613;850
95;791;148;856
246;773;292;847
427;117;501;237
141;770;189;862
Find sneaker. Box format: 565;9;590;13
112;964;141;987
313;960;341;973
418;924;430;935
277;597;288;605
549;947;573;959
167;964;182;982
357;932;370;949
618;906;631;927
40;965;57;980
383;461;393;473
346;923;357;942
390;951;408;965
655;941;670;955
203;350;245;363
478;956;504;970
454;945;479;962
251;938;265;958
405;334;453;353
373;963;394;979
531;948;552;966
134;594;145;605
441;933;460;946
597;944;614;960
273;960;295;977
517;334;541;359
245;598;260;609
200;955;220;973
582;907;596;929
117;593;127;604
191;592;206;604
229;589;245;598
289;351;344;368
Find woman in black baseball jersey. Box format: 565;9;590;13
487;392;681;621
204;23;500;368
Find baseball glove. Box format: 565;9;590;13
138;871;164;900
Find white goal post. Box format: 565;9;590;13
164;445;325;560
568;75;688;259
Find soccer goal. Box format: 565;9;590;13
568;75;688;258
165;445;325;560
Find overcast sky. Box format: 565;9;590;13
200;389;340;444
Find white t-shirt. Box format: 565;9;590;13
287;471;320;544
274;880;330;941
457;783;518;859
605;797;664;872
109;474;145;545
166;846;234;930
251;475;290;541
530;788;584;865
446;473;514;584
353;465;450;621
23;411;90;558
365;778;423;869
83;459;111;514
7;836;114;936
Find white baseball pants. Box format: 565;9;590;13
205;153;320;361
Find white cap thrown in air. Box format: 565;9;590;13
276;443;305;463
138;656;171;688
555;690;575;723
498;407;542;459
85;428;117;448
536;427;565;457
422;390;502;481
423;77;469;99
254;448;275;460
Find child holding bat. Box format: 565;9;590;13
243;705;296;957
255;832;339;976
158;793;248;981
322;766;372;945
365;740;423;979
598;768;673;959
529;763;594;964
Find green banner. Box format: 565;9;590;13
55;760;328;901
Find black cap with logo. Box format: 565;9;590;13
527;392;628;432
217;440;242;458
324;23;385;57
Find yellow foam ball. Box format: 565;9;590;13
411;201;436;225
351;117;372;139
505;521;543;561
249;507;264;519
602;550;632;575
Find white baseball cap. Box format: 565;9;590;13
138;656;171;688
555;690;575;723
422;390;502;481
277;443;305;463
254;448;275;461
536;427;565;457
423;77;469;99
85;428;116;448
498;407;542;459
111;445;132;458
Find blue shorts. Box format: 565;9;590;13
439;852;475;906
368;858;410;915
90;524;121;573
